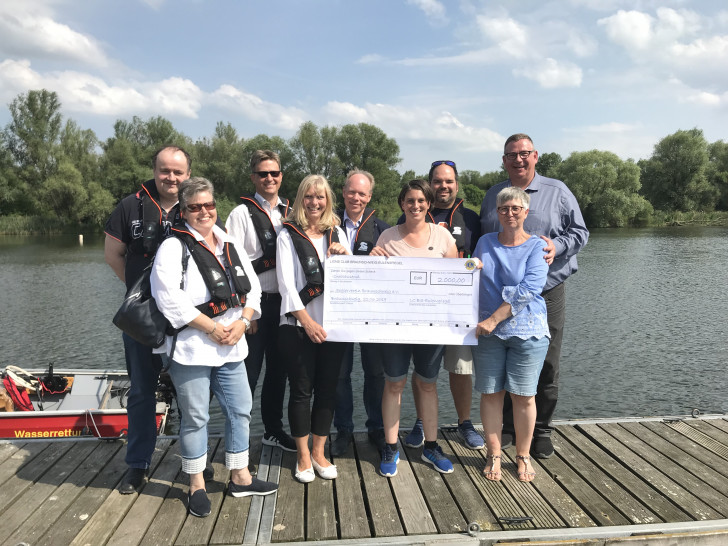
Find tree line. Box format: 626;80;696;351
1;89;727;230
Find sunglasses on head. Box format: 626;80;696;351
431;160;456;169
186;201;216;212
255;170;281;178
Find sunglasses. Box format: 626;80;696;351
255;170;281;178
186;201;216;212
431;160;456;169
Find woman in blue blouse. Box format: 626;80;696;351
473;187;550;482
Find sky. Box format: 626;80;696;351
0;0;726;176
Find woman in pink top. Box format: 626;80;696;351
370;179;457;477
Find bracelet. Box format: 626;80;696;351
241;317;251;331
207;323;217;336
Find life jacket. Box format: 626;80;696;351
427;198;468;257
239;196;290;274
137;180;180;257
171;227;252;318
282;221;339;306
347;208;379;255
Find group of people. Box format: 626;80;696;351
104;133;588;517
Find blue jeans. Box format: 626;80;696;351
334;343;384;433
168;359;252;471
123;333;164;469
380;343;444;383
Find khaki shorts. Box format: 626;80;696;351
443;345;473;375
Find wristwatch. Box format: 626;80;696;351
241;317;251;331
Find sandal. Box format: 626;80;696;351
483;454;501;481
516;455;535;482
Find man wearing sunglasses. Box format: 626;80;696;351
226;150;296;453
479;133;589;459
330;169;390;457
400;160;484;451
105;145;191;493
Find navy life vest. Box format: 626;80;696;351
348;208;379;255
139;181;179;256
282;221;339;306
239;196;290;274
427;198;468;257
171;227;252;318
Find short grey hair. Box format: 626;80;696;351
179;177;215;211
496;186;530;209
344;169;375;194
503;133;534;154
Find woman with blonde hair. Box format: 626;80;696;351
276;175;350;483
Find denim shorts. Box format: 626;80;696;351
380;343;444;383
472;335;549;396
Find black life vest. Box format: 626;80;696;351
427;198;468;257
239;196;290;274
171;227;252;318
282;221;339;306
139;181;179;256
348;208;379;255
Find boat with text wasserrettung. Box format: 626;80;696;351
0;364;171;439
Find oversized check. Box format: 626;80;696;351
323;255;480;345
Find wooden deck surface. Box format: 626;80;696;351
2;415;728;545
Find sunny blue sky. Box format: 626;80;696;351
0;0;725;175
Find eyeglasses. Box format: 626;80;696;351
497;205;524;215
504;150;535;161
186;201;216;212
255;170;281;178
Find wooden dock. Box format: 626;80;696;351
2;415;728;545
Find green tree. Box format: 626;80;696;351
555;150;652;227
537;152;562;179
640;128;717;211
194;122;248;201
289;121;340;178
462;184;484;207
708;140;728;210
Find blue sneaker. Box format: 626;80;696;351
457;420;484;450
421;445;454;474
379;445;400;477
404;418;424;448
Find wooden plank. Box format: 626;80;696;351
390;436;437;535
704;417;728;436
270;449;305;542
603;423;728;518
175;438;226;546
331;433;370;539
579;423;720;521
559;425;691;523
139;468;187;546
0;441;71;515
0;441;50;487
644;421;728;472
107;441;183;546
680;420;728;459
353;431;403;538
239;441;273;545
550;428;656;525
403;430;467;534
306;446;337;541
1;440;121;546
34;440;129;546
69;438;174;546
438;430;500;532
623;421;728;497
254;443;282;544
0;440;92;536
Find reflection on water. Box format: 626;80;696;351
1;227;726;436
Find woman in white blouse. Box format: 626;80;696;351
276;174;350;483
151;177;277;518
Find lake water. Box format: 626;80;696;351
1;227;726;435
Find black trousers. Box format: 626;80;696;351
503;281;565;437
280;325;348;437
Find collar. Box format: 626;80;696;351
254;192;283;209
184;222;230;253
509;172;542;193
343;210;363;227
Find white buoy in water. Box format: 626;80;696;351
79;234;84;246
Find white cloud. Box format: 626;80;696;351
0;2;108;67
321;101;503;153
407;0;448;25
566;122;642;133
210;85;308;131
476;16;529;57
684;91;723;106
514;58;582;88
356;54;386;64
598;10;654;50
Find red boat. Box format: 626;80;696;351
0;365;171;439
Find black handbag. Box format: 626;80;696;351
113;248;189;348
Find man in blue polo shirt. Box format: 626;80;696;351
480;133;588;459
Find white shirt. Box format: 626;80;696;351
226;193;286;293
276;226;348;327
151;223;262;366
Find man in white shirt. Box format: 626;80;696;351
226;150;296;452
